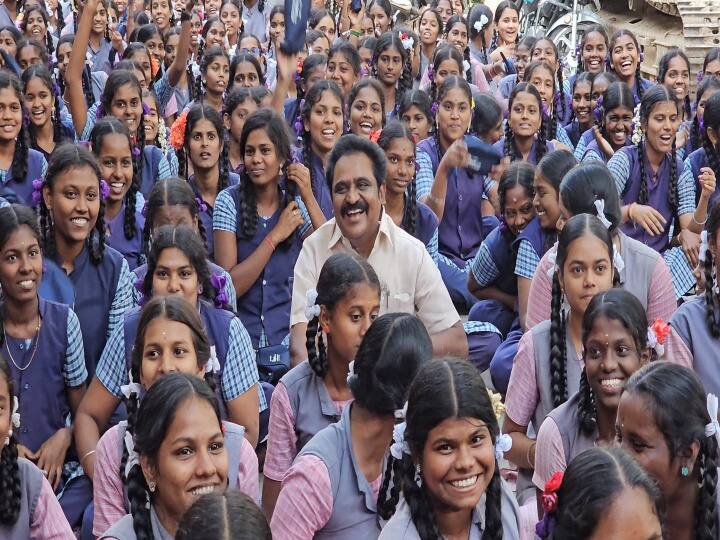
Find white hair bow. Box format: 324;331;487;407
546;242;559;278
474;14;489;32
305;288;321;321
495;434;512;461
124;427;140;478
120;370;143;400
394;401;408;420
699;230;709;263
594;199;612;229
10;396;19;429
646;326;664;357
346;360;356;385
706;393;720;446
205;346;221;374
390;421;411;460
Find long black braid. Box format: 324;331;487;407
0;359;20;526
696;435;719;540
549;272;568;407
577;367;597;435
704;205;720;338
691;77;720;152
637;136;649;205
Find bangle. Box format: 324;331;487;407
350;29;362;37
264;236;276;251
525;441;536;468
693;213;709;226
627;202;636;221
80;449;95;465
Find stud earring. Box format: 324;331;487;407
149;481;156;492
681;465;690;477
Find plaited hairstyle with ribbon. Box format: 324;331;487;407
0;356;22;525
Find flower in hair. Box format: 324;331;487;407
697;71;705;83
150;56;160;78
705;394;720;445
427;65;434;82
542;102;550;118
649;318;670;346
630;104;642;145
169;111;188;151
488;388;505;420
541;472;563;513
132;146;141;158
96;103;106;120
100;180;110;200
31;178;43;205
196;197;208;213
210;272;229;307
700;230;709;262
430;101;439;116
369;129;382;143
142;102;151;116
399;31;414;51
205;346;221;374
294;115;304;138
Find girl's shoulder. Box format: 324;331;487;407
415;200;439;227
686;146;708;169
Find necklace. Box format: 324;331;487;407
4;315;42;372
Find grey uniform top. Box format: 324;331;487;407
671;295;720;396
99;506;173;539
615;231;662;311
379;478;522;539
297;402;381;539
0;458;43;540
281;361;344;454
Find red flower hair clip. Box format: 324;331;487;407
369;129;382;143
650;319;670;344
169;111;188;151
541;471;563;514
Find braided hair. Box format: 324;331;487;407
300;80;342;197
427;45;463;104
142;178;207;255
196;45;230;102
236;109;293;245
497;161;534;271
577;289;652;435
372;31;412;112
568;72;595;128
0;357;20;525
295;53;328;109
21;5;54;56
550;448;662;539
39;144;106;265
378;121;420;235
703;202;720;338
549;214;614;407
703;92;720;202
89;117;139;245
576;24;609;74
57;34;96;109
379;359;502;539
657;49;692;121
636;85;680;212
415;9;442;83
692;76;720;153
125;371;219;540
468;4;492;64
305;253;380;378
0;72;29;188
21;66;66;155
504;82;545;161
398;89;434;140
609;30;645;102
624;362;719;540
134;24;165;85
490;1;519;51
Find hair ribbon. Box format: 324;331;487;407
699;230;709;263
11;396;20;428
205;346;221;374
706;393;720;446
123;425;140;478
305;288;321;320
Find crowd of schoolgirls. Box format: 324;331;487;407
0;0;719;537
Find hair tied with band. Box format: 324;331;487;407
210;272;229;307
31;178;44;205
646;319;670;356
699;230;709;262
705;393;720;445
535;471;564;538
305;288;321;320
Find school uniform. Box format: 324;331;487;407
33;121;76;162
668;295;720;397
139;145;172;198
214;183;307;349
284;97;302;128
291;147;334;219
399;197;440;264
682;147;720;205
94;300;265;417
49;244;135;379
0;149;47;207
608;144;696;298
87;38;113;75
533;392;596;490
270;403;383;539
0;458;75;539
241;0;267;43
99;506;173;540
573;128;595;161
581;137;632;164
132;260;237;311
188;172;241;259
379;480;522;540
563;120;587;148
417;136;500;310
39;258;76;306
105;201;145;270
466;223;519;371
504;318;583;506
7;298;90;526
92;420;257;537
630;78;655;108
492;138;557;166
264;361;350;484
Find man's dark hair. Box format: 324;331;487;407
326;134;386;189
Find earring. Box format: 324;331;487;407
414;463;422;486
149;481;156;492
198;285;203;294
681;465;690;477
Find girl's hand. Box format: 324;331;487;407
270;201;303;244
675;122;688;150
286;162;312;198
438;139;469;171
631;204;667;236
34;427;72;490
489;156;510;183
679;229;701;269
348;2;365;30
592;125;614;157
17;443;34;460
276;49;297;82
699;166;717;200
109;23;124;52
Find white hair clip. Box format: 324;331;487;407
346;360;356;385
546;242;559;278
205;346;221;374
474;14;489;31
124;428;140;478
495;434;512;461
399;31;414;51
394;401;408;420
594;199;612;229
10;396;19;429
305;288;321;321
389;421;411;460
706;393;720;446
120;370;143;400
613;251;625;273
699;230;709;263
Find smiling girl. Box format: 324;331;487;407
533;289;656;489
90;117;144;270
417;8;442;86
348;78;385;139
689;75;720;156
262;252;382;518
582;81;634;163
489;1;518;67
0;204;91;528
608;29;653;108
378;359;521;539
523;60;574;149
20;5;55;59
564;72;594;148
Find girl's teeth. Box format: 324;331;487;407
450;476;478;488
600;378;623;388
190;485;215;496
19;280;33;289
